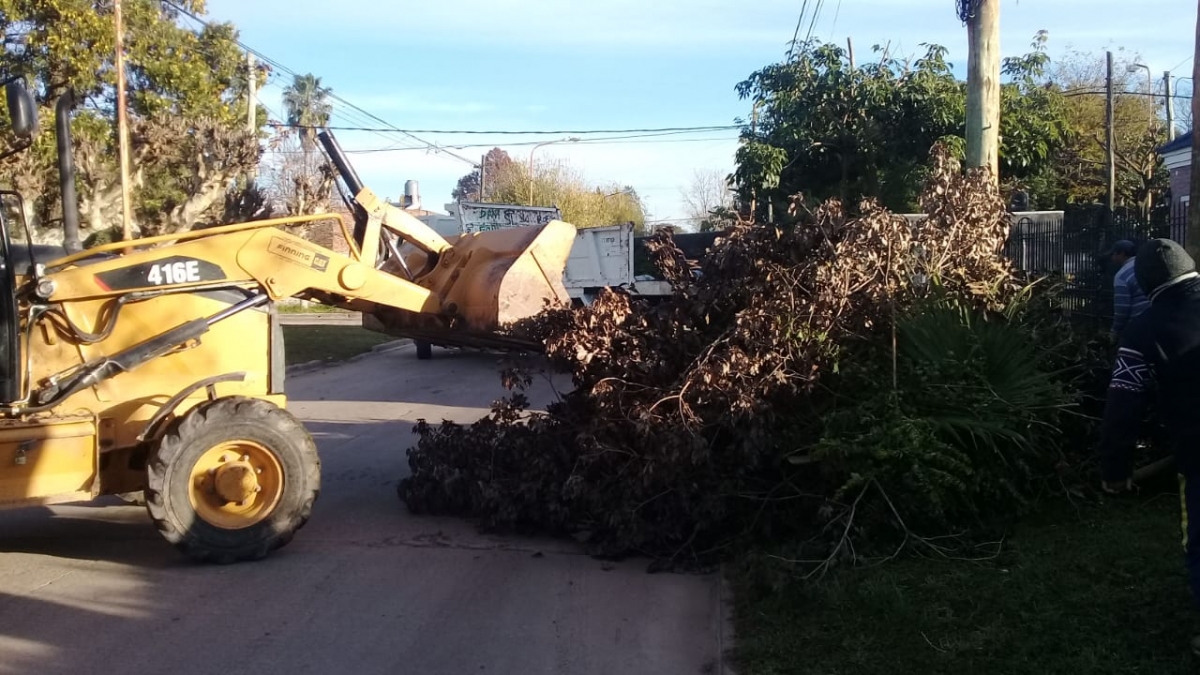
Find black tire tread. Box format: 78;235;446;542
144;396;320;564
415;340;432;360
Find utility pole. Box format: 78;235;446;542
246;52;257;182
964;0;1000;180
1189;0;1200;258
478;154;486;202
1106;51;1116;227
246;52;256;135
1165;71;1176;142
749;102;758;221
847;37;855;69
114;0;134;244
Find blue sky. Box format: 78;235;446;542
205;0;1195;226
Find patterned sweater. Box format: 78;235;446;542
1099;274;1200;482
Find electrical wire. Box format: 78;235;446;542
803;0;824;46
160;0;475;165
334;135;741;154
165;1;744;165
788;0;810;59
265;121;739;136
274;125;733;140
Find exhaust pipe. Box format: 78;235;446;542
55;92;82;254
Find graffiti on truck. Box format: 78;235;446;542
457;201;562;234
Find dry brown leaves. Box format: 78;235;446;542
401;143;1020;560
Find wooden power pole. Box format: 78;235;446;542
114;0;134;244
1165;70;1176;142
246;52;257;135
1189;0;1200;258
246;52;258;182
965;0;1000;181
478;154;487;202
1106;51;1116;225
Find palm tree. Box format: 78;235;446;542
282;73;332;154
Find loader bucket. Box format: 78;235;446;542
364;219;576;351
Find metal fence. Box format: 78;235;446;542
999;205;1188;327
635;206;1191;330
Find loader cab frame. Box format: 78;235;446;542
0;77;39;404
0;78;86;406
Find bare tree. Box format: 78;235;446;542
681;169;736;231
259;125;335;219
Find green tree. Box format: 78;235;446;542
734;40;966;215
453;155;648;232
282;73;331;154
996;31;1071;208
732;36;1071;215
1030;48;1169;214
0;0;263;241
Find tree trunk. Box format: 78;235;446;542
168;175;231;233
1189;0;1200;258
965;0;1000;181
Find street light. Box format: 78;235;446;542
1127;62;1156;131
528;136;579;204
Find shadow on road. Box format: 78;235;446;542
291;345;573;407
0;349;726;675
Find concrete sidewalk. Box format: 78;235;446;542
277;310;363;326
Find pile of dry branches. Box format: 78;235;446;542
399;145;1023;563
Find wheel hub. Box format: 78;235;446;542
188;441;284;530
213;459;261;504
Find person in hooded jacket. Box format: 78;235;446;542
1098;238;1200;654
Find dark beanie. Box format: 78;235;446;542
1135;238;1196;294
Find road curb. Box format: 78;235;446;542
370;338;413;354
285;359;329;376
285;339;413;375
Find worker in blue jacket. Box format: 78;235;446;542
1098;238;1200;655
1109;239;1150;337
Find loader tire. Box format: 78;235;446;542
415;340;432;360
144;396;320;564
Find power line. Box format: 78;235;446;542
260;79;426;153
274;124;733;139
804;0;825;46
269;124;739;136
1170;55;1194;73
828;0;843;36
160;0;475;166
788;0;811;59
336;135;741;154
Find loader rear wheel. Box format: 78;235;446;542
144;396;320;564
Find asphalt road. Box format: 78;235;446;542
0;343;729;675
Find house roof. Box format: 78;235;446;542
1160;131;1192;156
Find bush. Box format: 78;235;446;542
813;294;1077;536
398;144;1091;566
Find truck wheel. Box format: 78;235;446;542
415;340;432;360
144;396;320;564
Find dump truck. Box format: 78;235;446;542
0;78;577;563
388;213;680;358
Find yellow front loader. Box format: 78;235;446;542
0;79;575;562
